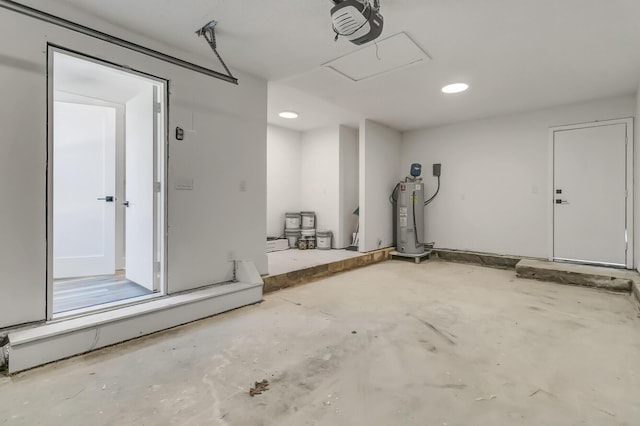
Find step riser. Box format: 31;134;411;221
515;261;634;292
263;248;393;293
7;260;264;375
8;285;261;374
433;250;521;270
633;282;640;304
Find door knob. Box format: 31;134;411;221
97;196;114;202
122;201;130;207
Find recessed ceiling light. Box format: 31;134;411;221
442;83;469;94
279;111;299;119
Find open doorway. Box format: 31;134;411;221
48;48;167;317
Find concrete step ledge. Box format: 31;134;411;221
263;248;393;293
7;261;264;374
433;249;522;270
516;259;637;292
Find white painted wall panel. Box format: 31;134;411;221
635;87;640;271
402;95;635;259
0;17;47;327
157;69;267;292
339;126;359;248
266;125;302;237
359;119;402;252
0;9;267;328
300;128;340;245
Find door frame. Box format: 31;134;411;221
46;45;169;320
547;118;634;269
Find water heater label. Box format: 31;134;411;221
399;207;408;227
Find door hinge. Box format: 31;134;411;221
154;102;161;114
154;182;161;192
155;262;161;273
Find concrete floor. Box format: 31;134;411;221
267;248;362;276
2;260;640;425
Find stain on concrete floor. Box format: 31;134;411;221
1;260;639;425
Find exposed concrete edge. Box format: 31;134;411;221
515;259;634;292
0;343;7;372
263;248;393;293
632;280;640;304
433;249;524;270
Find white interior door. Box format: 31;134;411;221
53;102;116;278
553;123;628;266
125;86;158;291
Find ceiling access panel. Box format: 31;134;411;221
323;32;431;82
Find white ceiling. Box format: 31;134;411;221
21;0;640;132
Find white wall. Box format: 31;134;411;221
0;9;267;328
266;125;302;237
402;95;636;259
359;119;402;252
267;124;358;248
635;87;640;271
339;126;359;248
301;127;341;243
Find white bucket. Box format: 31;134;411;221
301;228;316;238
285;213;301;229
316;230;332;250
301;211;316;229
285;229;301;248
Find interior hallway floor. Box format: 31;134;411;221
266;248;362;276
53;275;153;314
2;260;640;425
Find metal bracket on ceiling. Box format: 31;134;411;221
0;0;238;85
196;20;237;83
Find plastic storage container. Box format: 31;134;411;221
316;230;332;250
301;211;316;229
285;229;301;248
300;228;316;238
285;212;302;229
